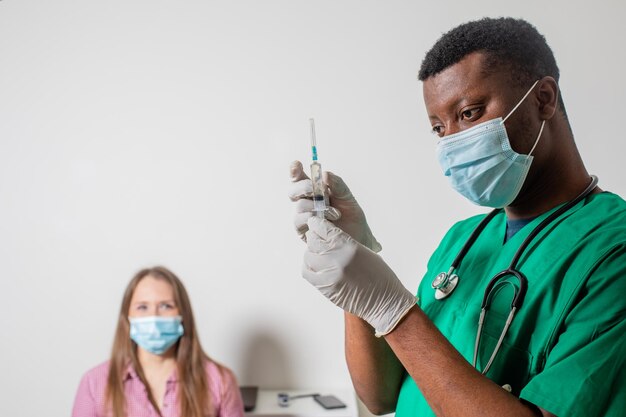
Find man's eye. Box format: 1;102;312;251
461;107;481;120
431;125;444;136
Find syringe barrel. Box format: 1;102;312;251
310;161;326;217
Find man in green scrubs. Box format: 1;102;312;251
289;17;626;417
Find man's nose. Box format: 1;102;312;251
443;122;463;137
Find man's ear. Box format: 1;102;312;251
536;76;559;120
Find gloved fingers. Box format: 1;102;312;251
369;236;383;254
288;161;313;201
295;198;314;213
294;212;313;240
288;178;313;202
294;195;341;237
295;194;342;221
302;251;341;287
304;228;330;254
306;216;333;241
290;160;310;182
325;206;342;221
324;171;355;201
306;216;346;248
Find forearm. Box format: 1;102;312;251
344;312;405;415
384;306;541;417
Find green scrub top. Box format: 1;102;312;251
395;192;626;417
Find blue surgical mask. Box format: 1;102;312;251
129;316;184;355
436;80;545;208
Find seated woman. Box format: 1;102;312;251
72;266;244;417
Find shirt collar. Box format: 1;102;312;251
123;363;179;383
123;364;137;382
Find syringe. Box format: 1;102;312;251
309;118;326;218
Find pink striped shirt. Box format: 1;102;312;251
72;360;244;417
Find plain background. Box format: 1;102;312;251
1;1;625;416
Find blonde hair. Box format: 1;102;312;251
105;266;215;417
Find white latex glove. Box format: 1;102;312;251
303;216;416;336
288;161;382;252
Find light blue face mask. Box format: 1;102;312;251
129;315;184;355
436;80;545;208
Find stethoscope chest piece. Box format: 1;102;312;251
432;272;459;300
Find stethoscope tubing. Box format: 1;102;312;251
454;176;599;376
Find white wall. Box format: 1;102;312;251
1;1;625;416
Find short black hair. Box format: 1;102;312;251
418;17;560;87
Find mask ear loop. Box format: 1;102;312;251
500;79;545;156
529;81;560;156
501;79;540;124
527;120;545;156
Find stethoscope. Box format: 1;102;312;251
431;175;598;375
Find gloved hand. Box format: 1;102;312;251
288;161;382;252
303;216;416;336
